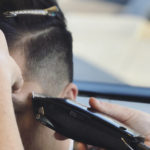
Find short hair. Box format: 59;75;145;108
0;0;73;96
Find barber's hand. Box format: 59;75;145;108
0;30;23;92
75;142;105;150
76;97;150;150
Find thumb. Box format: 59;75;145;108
89;97;135;124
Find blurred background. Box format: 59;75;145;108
58;0;150;112
59;0;150;87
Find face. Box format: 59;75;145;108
10;50;78;150
10;50;44;113
10;49;78;113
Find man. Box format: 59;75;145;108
0;0;78;150
0;0;150;150
1;32;150;150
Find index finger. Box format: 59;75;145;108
0;30;9;54
89;97;150;135
75;142;87;150
89;97;134;123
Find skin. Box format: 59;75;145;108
76;98;150;150
12;55;78;150
1;30;150;150
0;30;24;150
14;81;77;150
0;30;78;150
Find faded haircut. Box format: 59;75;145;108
0;0;73;96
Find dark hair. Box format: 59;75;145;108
0;0;73;95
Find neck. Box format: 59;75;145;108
16;111;72;150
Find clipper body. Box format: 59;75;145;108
32;93;148;150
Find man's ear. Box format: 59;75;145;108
59;83;78;101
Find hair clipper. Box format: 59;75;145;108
32;93;150;150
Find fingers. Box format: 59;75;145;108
54;132;68;141
0;30;9;54
76;143;87;150
89;98;150;136
87;145;105;150
145;135;150;147
145;141;150;147
75;143;106;150
89;97;134;124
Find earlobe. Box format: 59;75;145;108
60;83;78;101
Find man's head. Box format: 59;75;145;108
0;0;77;149
0;0;77;110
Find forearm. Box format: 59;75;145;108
0;72;24;150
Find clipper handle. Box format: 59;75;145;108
32;94;147;150
137;143;150;150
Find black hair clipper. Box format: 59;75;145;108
32;93;150;150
